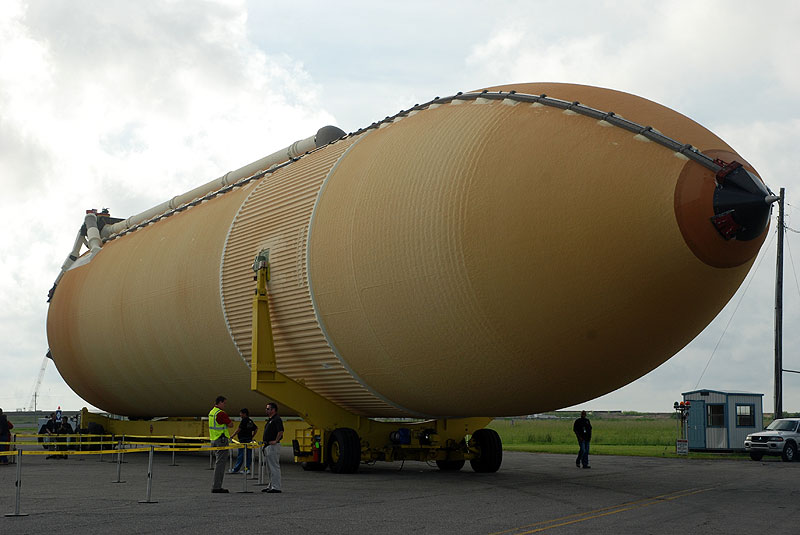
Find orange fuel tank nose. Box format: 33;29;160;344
674;149;772;268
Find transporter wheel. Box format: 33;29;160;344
301;461;328;471
749;452;763;461
469;429;503;473
781;442;796;462
328;428;360;474
436;459;465;471
84;422;105;451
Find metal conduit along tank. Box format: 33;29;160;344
47;82;775;473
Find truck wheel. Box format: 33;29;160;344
328;428;360;473
436;459;465;471
469;429;503;473
301;461;328;471
749;452;763;461
781;442;796;462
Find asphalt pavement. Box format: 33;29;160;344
1;447;796;534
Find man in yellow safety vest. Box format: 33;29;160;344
209;395;233;493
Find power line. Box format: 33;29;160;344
694;225;777;389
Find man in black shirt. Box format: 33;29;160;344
230;408;258;473
261;402;284;493
573;410;592;468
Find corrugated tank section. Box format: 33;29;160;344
220;134;405;417
307;83;762;417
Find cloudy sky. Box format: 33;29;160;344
1;0;798;414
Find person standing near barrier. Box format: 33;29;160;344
209;395;234;493
55;417;73;459
261;402;284;493
230;408;257;474
44;413;58;434
0;408;13;465
43;413;59;459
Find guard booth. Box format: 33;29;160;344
682;390;763;451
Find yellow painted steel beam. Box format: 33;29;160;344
79;408;208;438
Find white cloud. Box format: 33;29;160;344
0;0;333;411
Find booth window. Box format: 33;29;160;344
736;404;755;427
707;404;725;427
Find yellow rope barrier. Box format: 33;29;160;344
1;435;260;457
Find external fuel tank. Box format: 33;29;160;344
46;82;773;418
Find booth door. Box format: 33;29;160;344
688;400;706;449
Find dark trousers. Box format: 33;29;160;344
576;440;590;467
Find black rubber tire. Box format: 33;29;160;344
469;428;503;473
781;442;796;462
301;461;328;471
85;422;105;451
436;459;465;471
749;452;763;461
327;428;361;474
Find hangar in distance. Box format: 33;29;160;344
46;82;775;472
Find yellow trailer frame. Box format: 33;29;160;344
250;251;502;473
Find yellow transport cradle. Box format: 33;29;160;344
250;251;502;473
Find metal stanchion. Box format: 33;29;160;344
98;435;108;462
170;435;177;466
229;445;234;471
138;446;158;504
208;447;214;470
5;450;28;517
256;444;267;486
113;440;126;483
237;444;252;493
248;442;257;480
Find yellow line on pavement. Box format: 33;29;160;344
490;487;715;535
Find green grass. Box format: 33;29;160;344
488;417;749;460
489;417;677;446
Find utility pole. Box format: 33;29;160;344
774;187;785;419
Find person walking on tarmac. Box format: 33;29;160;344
573;410;592;469
261;402;284;493
209;396;234;493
